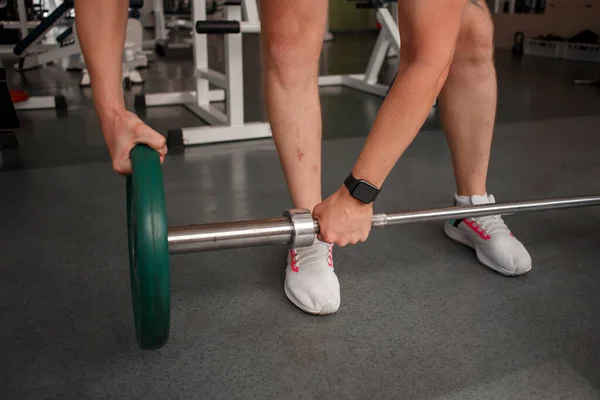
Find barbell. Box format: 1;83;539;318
126;145;600;349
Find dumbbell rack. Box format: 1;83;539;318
136;0;271;146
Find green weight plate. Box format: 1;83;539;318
127;145;170;350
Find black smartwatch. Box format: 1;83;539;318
344;173;380;204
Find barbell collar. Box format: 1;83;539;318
283;208;317;248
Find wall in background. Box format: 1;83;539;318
327;0;600;47
493;0;600;48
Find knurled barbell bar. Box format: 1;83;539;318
127;145;600;349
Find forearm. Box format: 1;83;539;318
74;0;129;122
352;61;448;187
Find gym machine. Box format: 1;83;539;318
12;0;75;72
13;0;148;88
126;145;600;349
0;0;61;55
135;0;270;146
152;0;226;56
9;0;71;110
318;0;401;98
151;0;194;56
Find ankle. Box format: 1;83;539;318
456;188;487;197
456;192;487;199
455;192;488;205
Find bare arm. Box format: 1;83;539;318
74;0;129;121
73;0;166;174
352;0;468;187
314;0;468;245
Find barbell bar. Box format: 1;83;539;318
168;196;600;254
126;145;600;349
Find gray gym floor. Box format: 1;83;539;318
1;34;600;399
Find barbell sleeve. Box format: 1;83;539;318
168;217;294;254
167;195;600;255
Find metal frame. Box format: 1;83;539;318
152;0;261;52
386;2;398;57
142;0;270;146
13;1;74;71
318;6;400;98
167;196;600;254
151;0;194;52
16;0;28;38
152;0;169;46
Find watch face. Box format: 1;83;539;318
353;181;379;203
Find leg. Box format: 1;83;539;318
441;0;531;276
439;0;496;196
260;0;339;315
259;0;327;212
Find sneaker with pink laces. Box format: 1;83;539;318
284;239;340;315
444;193;532;276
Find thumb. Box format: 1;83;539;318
313;207;325;242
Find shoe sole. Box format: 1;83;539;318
443;223;531;276
284;280;340;315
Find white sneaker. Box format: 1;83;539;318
444;193;532;276
284;239;340;315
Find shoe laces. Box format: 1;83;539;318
290;240;333;271
465;195;510;235
468;214;510;235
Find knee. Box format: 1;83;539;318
262;23;322;88
454;17;495;66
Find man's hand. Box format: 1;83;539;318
101;110;167;175
313;186;373;247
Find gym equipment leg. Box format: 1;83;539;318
318;4;401;98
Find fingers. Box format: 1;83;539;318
313;201;372;247
134;122;168;158
113;124;167;176
318;231;369;247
